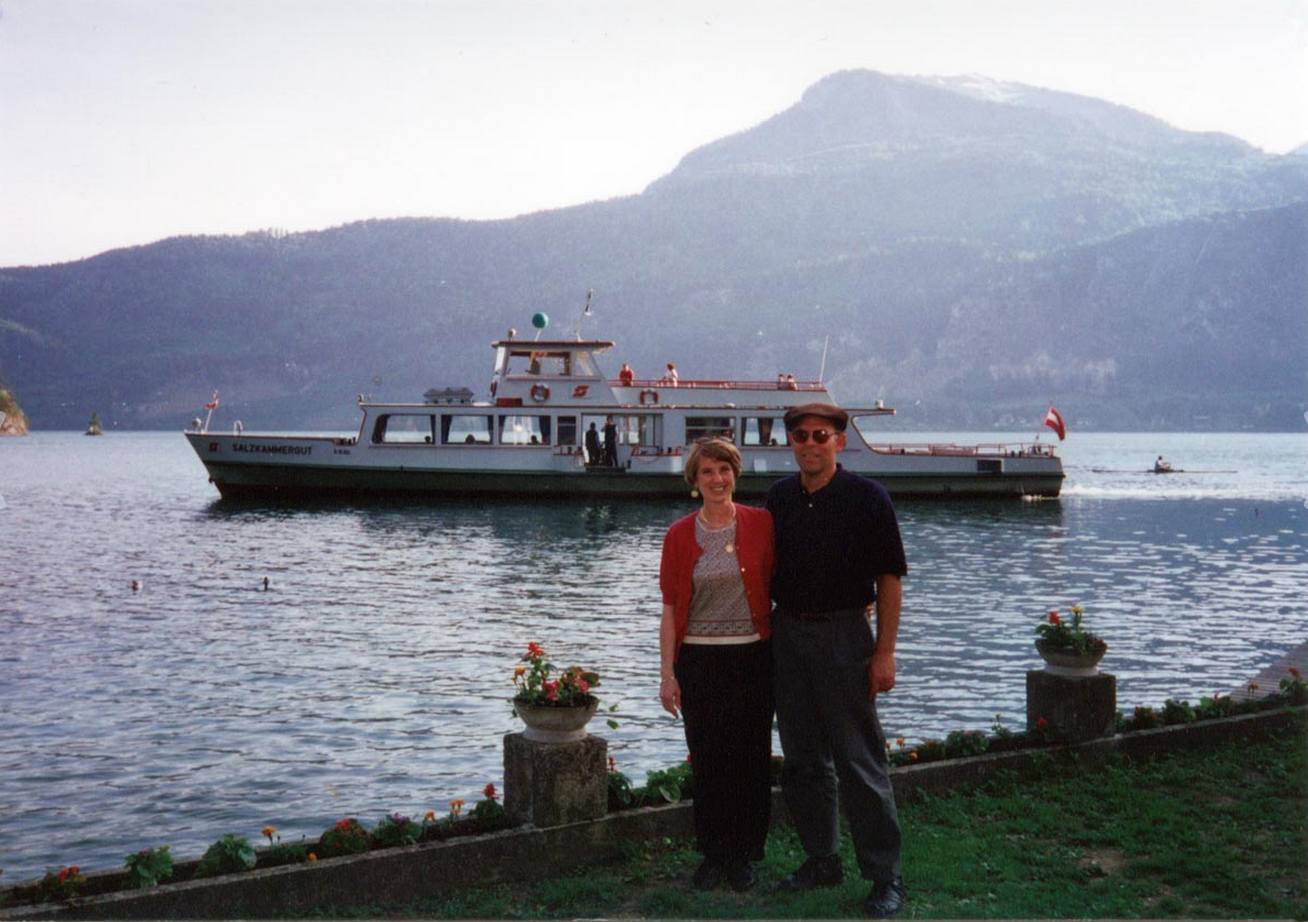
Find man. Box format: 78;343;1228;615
585;422;601;466
765;402;908;918
603;415;618;468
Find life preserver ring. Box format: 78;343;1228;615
530;384;550;403
639;389;659;405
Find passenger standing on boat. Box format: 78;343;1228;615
658;437;775;893
602;416;618;467
585;422;601;466
766;403;908;919
619;363;635;386
663;362;679;386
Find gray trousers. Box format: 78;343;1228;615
772;609;902;881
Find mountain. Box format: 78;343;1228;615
1;69;1304;432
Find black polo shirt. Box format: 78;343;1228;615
766;466;908;614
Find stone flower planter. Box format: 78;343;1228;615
513;697;599;743
1035;639;1106;677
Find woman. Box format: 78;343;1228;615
658;437;775;891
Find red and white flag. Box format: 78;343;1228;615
1043;406;1066;441
204;391;219;410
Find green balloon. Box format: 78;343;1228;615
531;312;549;329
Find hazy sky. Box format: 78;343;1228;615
2;0;1306;267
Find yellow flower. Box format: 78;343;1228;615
895;737;906;748
262;825;276;840
1070;605;1083;615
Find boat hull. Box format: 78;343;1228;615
188;435;1063;501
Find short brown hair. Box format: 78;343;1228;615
683;437;742;488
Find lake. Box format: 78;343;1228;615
1;429;1305;882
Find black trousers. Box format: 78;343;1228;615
773;610;901;881
674;639;774;863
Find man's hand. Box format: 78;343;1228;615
869;650;896;698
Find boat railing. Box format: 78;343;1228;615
613;378;825;392
866;441;1059;458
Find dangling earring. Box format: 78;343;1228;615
690;488;699;499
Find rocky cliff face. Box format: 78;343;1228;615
0;388;30;435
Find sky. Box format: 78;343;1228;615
2;0;1306;268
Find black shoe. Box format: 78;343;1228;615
777;855;843;892
863;877;906;918
724;858;757;892
693;858;724;891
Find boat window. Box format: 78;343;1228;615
441;414;493;445
518;350;574;376
623;414;657;446
371;414;435;444
742;416;783;446
570;353;598;376
557;415;578;446
685;416;735;444
499;415;552;446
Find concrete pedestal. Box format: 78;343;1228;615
503;732;608;828
1026;669;1117;742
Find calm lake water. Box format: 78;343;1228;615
2;430;1305;882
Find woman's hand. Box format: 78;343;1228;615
659;675;681;717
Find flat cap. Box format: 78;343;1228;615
783;402;849;431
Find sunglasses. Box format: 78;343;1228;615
788;428;836;444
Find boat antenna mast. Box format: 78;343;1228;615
817;334;830;384
570;289;594;340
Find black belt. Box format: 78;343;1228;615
782;607;867;622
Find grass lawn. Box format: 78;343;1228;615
323;719;1306;919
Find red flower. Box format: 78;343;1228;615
607;756;617;772
1047;611;1061;625
1036;717;1051;730
334;818;353;831
524;642;544;660
483;783;498;801
1290;667;1301;680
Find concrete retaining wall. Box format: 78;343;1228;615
3;707;1301;920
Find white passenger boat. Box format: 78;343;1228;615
183;328;1063;500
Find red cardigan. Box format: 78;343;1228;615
659;504;774;661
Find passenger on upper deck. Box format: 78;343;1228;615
662;363;679;387
619;363;635;386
